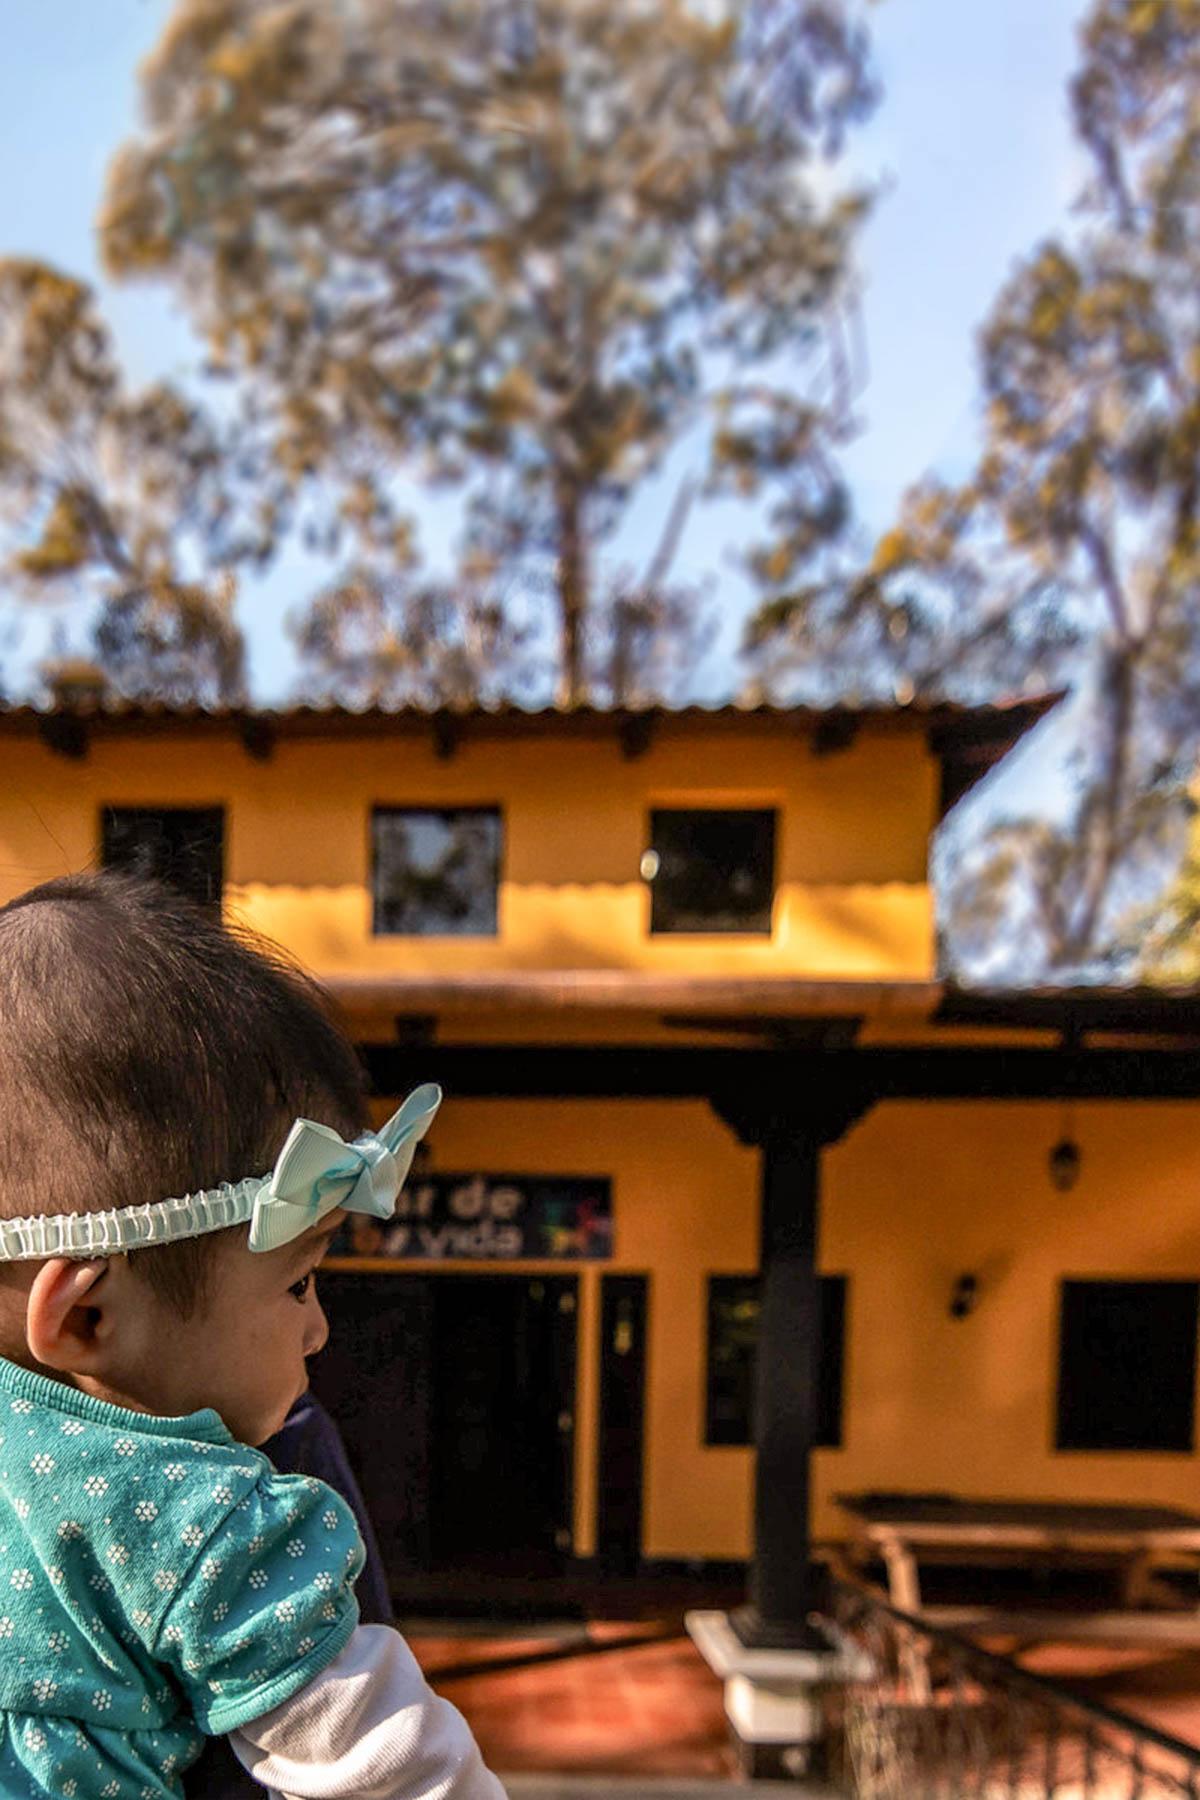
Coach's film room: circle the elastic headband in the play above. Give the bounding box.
[0,1085,441,1263]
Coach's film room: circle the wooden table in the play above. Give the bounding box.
[836,1492,1200,1633]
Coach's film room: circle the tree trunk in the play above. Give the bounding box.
[555,470,587,707]
[1059,642,1138,965]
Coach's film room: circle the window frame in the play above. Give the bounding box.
[370,803,504,939]
[644,804,779,938]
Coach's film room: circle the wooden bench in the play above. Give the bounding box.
[835,1492,1200,1644]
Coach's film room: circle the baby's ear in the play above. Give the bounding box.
[26,1259,109,1372]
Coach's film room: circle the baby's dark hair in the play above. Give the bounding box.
[0,871,367,1316]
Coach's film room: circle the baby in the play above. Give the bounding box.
[0,871,505,1800]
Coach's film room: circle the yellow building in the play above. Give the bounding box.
[3,695,1200,1643]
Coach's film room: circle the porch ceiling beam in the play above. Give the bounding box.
[331,972,940,1018]
[934,987,1200,1038]
[361,1042,1200,1113]
[658,1014,865,1049]
[854,1046,1200,1103]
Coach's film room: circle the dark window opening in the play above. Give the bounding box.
[372,807,502,937]
[705,1273,846,1448]
[1056,1279,1199,1453]
[100,806,225,911]
[647,808,776,934]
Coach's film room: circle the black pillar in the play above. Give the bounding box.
[731,1128,830,1650]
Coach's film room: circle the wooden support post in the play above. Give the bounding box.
[731,1130,829,1651]
[706,1074,873,1656]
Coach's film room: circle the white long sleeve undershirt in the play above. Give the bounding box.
[229,1624,507,1800]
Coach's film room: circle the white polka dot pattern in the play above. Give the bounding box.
[0,1361,362,1798]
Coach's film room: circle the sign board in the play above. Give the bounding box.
[334,1173,613,1262]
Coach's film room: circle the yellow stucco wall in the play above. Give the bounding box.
[820,1099,1200,1534]
[0,724,935,978]
[372,1095,1200,1561]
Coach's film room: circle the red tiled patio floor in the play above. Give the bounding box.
[1006,1642,1200,1747]
[407,1619,1200,1780]
[407,1624,738,1780]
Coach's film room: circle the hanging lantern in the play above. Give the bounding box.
[1048,1099,1082,1192]
[1048,1137,1081,1191]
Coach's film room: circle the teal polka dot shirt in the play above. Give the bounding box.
[0,1357,363,1799]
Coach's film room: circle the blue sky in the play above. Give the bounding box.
[0,0,1087,701]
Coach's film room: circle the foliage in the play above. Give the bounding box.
[101,0,876,704]
[292,554,536,709]
[1133,799,1200,982]
[0,259,255,705]
[749,0,1200,978]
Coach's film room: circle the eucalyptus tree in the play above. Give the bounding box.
[0,259,252,703]
[101,0,876,704]
[747,0,1200,976]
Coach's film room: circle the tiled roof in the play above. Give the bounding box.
[0,692,1063,734]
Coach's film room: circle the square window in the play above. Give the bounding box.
[705,1274,846,1448]
[372,807,502,936]
[100,807,224,910]
[647,809,775,934]
[1056,1280,1199,1452]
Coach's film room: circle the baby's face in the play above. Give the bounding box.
[142,1218,341,1445]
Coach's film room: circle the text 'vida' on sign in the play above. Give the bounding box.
[340,1173,614,1261]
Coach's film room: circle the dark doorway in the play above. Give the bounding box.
[596,1274,648,1575]
[312,1272,578,1583]
[308,1272,435,1575]
[430,1275,577,1574]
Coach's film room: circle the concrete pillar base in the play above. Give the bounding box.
[686,1609,871,1786]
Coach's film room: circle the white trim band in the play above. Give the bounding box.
[0,1178,268,1262]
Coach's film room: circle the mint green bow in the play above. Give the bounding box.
[248,1084,442,1253]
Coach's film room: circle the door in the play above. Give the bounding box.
[312,1271,578,1581]
[308,1271,435,1574]
[596,1274,649,1575]
[429,1274,578,1574]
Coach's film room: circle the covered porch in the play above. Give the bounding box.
[317,971,1200,1773]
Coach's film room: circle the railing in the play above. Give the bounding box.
[830,1582,1200,1799]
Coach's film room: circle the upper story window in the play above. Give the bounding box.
[372,807,502,936]
[645,808,776,935]
[100,806,224,911]
[1056,1279,1199,1453]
